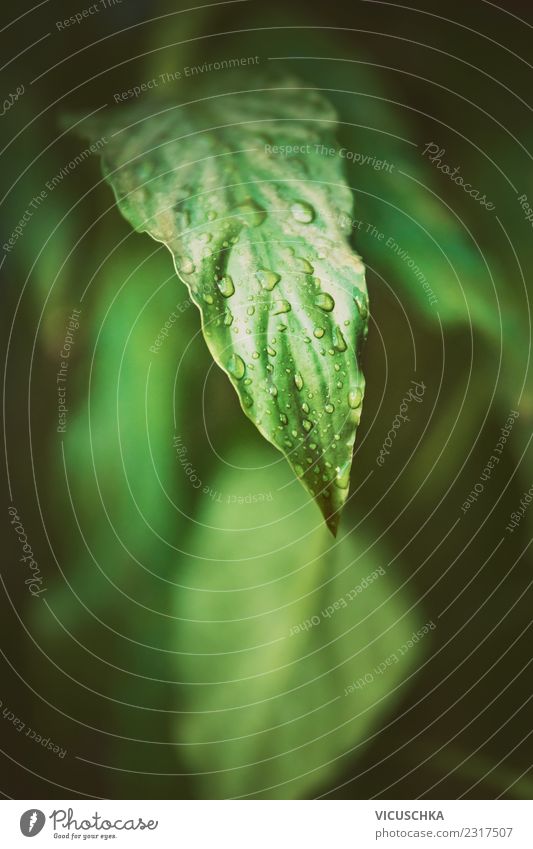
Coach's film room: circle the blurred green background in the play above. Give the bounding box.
[1,0,532,799]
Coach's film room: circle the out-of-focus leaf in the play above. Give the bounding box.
[404,740,533,799]
[281,43,531,413]
[173,444,423,799]
[31,244,204,631]
[68,79,369,534]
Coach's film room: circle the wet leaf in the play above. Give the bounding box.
[69,79,368,533]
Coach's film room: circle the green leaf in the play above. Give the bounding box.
[173,443,422,799]
[69,78,369,534]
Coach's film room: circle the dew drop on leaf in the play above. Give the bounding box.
[234,198,267,227]
[216,275,235,297]
[227,353,246,380]
[256,269,281,291]
[242,392,253,407]
[315,292,335,311]
[354,290,369,319]
[290,200,315,223]
[334,462,351,489]
[348,388,363,409]
[333,326,347,352]
[295,257,314,273]
[272,299,291,314]
[179,257,195,275]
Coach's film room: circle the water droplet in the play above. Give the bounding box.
[294,372,304,390]
[266,345,276,357]
[224,310,234,326]
[216,275,235,298]
[278,322,287,332]
[348,388,363,409]
[227,353,246,380]
[179,257,195,275]
[234,198,266,227]
[333,326,347,352]
[247,305,255,316]
[302,402,310,414]
[295,257,314,274]
[290,200,315,224]
[272,299,291,315]
[334,462,351,489]
[242,392,253,407]
[203,293,214,305]
[256,269,281,291]
[325,403,334,413]
[314,327,325,339]
[252,351,260,360]
[354,291,368,319]
[302,419,313,432]
[269,384,278,397]
[315,292,335,312]
[207,210,217,221]
[294,463,304,477]
[280,413,288,425]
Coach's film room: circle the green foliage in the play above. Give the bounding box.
[6,2,530,800]
[286,41,531,413]
[69,80,369,533]
[174,444,420,799]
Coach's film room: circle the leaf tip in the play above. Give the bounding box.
[325,511,340,537]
